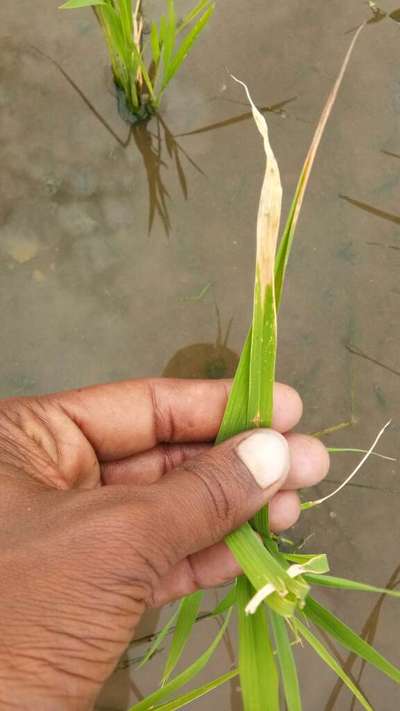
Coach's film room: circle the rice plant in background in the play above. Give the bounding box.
[130,25,400,711]
[60,0,214,123]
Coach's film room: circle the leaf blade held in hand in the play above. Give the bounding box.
[60,0,106,8]
[274,24,365,310]
[129,612,231,711]
[210,583,237,615]
[230,76,282,429]
[137,608,179,670]
[305,573,400,598]
[153,669,238,710]
[237,577,279,711]
[270,611,302,711]
[295,617,373,711]
[161,591,203,685]
[304,596,400,684]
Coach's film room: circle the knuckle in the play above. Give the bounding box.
[147,380,175,442]
[184,452,245,533]
[0,403,55,477]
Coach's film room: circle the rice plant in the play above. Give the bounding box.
[60,0,215,123]
[128,24,400,710]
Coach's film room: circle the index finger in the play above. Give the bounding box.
[49,378,302,461]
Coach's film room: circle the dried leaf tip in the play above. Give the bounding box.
[231,75,282,293]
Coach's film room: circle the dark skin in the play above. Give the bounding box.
[0,378,329,710]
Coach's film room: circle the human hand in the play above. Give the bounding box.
[0,378,329,710]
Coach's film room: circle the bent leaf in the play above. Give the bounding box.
[304,596,400,685]
[295,617,373,711]
[305,573,400,598]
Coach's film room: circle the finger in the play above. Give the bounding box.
[282,434,330,490]
[146,428,291,566]
[101,444,210,486]
[151,491,301,607]
[151,542,241,607]
[268,491,301,532]
[48,379,302,462]
[101,433,328,489]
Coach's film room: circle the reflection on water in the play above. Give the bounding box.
[367,241,400,252]
[346,343,400,378]
[163,307,239,379]
[163,341,239,379]
[381,149,400,160]
[176,96,297,138]
[30,48,300,239]
[132,115,205,236]
[339,194,400,225]
[32,49,204,237]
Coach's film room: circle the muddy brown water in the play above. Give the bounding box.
[1,0,400,708]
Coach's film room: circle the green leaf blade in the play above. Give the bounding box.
[60,0,106,8]
[162,591,203,685]
[304,596,400,685]
[305,573,400,598]
[150,22,161,64]
[270,612,302,711]
[161,5,214,91]
[153,669,238,710]
[129,611,231,711]
[274,25,364,310]
[137,608,179,670]
[177,0,213,34]
[237,577,279,711]
[294,617,373,711]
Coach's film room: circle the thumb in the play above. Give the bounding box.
[154,429,290,565]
